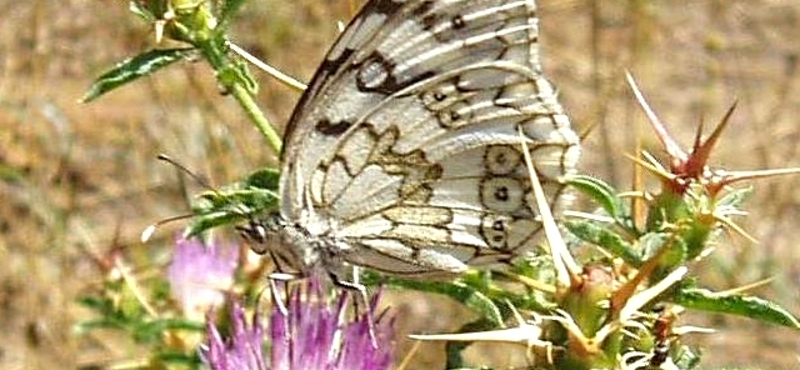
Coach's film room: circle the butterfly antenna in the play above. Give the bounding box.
[141,154,219,243]
[141,213,195,242]
[157,154,216,192]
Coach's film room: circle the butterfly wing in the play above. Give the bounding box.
[280,0,580,275]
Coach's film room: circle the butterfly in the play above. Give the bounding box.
[251,0,580,283]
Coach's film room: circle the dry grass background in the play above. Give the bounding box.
[1,0,799,369]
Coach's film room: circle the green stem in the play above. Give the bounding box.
[197,36,283,155]
[229,82,283,154]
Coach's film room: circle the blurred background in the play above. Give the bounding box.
[1,0,799,368]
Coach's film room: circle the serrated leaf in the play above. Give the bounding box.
[82,48,194,102]
[674,287,800,329]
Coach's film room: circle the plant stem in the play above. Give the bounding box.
[229,82,283,155]
[198,37,283,156]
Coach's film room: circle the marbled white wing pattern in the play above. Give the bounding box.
[264,0,580,279]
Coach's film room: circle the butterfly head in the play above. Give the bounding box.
[240,213,327,276]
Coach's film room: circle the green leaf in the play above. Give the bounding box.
[640,232,687,272]
[639,232,669,260]
[73,318,127,334]
[446,317,498,369]
[674,287,800,329]
[715,185,753,209]
[218,61,258,95]
[152,350,203,367]
[0,163,26,183]
[134,318,205,342]
[128,0,164,21]
[186,167,280,237]
[566,174,628,222]
[500,257,557,311]
[186,210,247,239]
[243,167,280,190]
[187,187,279,237]
[565,220,642,266]
[364,273,503,326]
[672,344,703,370]
[219,0,251,26]
[76,295,112,312]
[82,48,194,102]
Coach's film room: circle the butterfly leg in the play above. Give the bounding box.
[328,271,379,349]
[267,271,302,315]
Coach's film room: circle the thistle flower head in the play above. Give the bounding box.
[168,237,239,320]
[626,73,800,199]
[201,277,394,370]
[270,278,394,370]
[202,301,267,370]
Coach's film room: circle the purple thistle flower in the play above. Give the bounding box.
[334,292,394,370]
[270,279,394,370]
[168,237,239,320]
[201,278,394,370]
[201,301,267,370]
